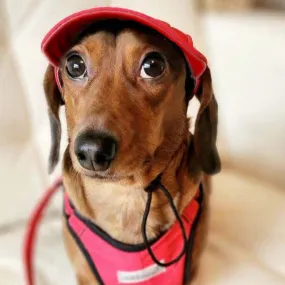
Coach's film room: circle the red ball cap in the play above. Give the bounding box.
[41,7,207,88]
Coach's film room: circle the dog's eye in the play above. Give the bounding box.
[66,53,87,80]
[140,52,165,79]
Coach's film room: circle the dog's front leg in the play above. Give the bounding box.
[76,274,98,285]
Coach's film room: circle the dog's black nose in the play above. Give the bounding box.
[75,131,117,171]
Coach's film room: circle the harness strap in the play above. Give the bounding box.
[54,67,62,92]
[183,183,203,284]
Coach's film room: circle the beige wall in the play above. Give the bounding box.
[204,12,285,187]
[0,1,47,225]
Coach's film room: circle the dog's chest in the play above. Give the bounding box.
[83,182,174,244]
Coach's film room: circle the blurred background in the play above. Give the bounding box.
[0,0,284,284]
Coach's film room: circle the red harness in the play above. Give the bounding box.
[23,178,202,285]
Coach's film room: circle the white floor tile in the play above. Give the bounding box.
[0,217,75,285]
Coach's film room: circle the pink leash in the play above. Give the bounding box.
[23,177,63,285]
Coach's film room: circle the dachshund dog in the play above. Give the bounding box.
[43,20,220,285]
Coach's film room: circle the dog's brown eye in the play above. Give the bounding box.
[66,53,87,80]
[140,53,165,79]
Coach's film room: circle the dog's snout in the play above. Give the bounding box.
[75,131,117,171]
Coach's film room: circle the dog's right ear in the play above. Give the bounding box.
[43,65,64,174]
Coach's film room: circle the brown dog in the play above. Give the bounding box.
[43,20,220,285]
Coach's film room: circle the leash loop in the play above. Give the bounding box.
[142,175,187,267]
[23,178,63,285]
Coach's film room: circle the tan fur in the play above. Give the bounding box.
[43,22,219,285]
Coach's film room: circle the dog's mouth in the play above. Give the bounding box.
[79,169,133,181]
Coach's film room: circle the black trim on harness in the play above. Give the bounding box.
[73,210,160,252]
[65,214,105,285]
[183,183,204,284]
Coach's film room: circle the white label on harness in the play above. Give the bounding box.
[117,261,166,284]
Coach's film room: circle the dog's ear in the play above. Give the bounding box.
[192,66,221,175]
[43,65,64,174]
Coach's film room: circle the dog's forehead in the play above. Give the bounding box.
[74,26,181,58]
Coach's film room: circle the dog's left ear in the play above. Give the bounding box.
[192,66,221,175]
[43,65,64,174]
